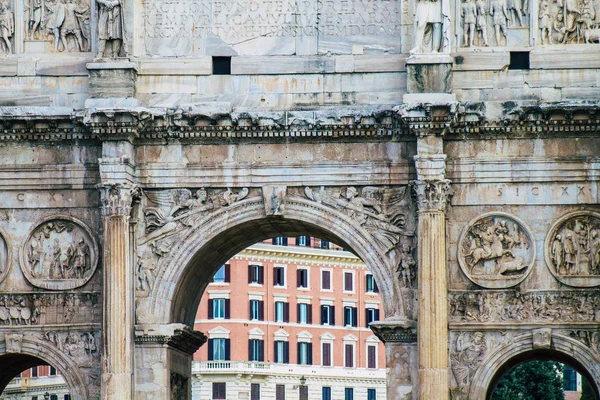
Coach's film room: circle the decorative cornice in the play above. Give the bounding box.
[411,179,453,213]
[370,320,417,343]
[135,327,207,355]
[99,183,140,217]
[235,245,366,269]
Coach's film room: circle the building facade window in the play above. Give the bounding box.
[297,303,312,324]
[209,298,230,319]
[274,340,290,363]
[343,271,354,292]
[296,236,311,246]
[365,274,379,293]
[274,267,286,286]
[365,307,380,327]
[31,367,38,377]
[322,387,332,400]
[273,237,288,246]
[248,339,265,361]
[343,306,358,327]
[248,265,264,284]
[276,384,286,400]
[50,366,57,376]
[275,301,289,322]
[299,386,308,400]
[322,342,332,366]
[367,345,377,369]
[297,268,309,288]
[250,300,264,321]
[321,269,331,290]
[344,343,355,368]
[213,383,226,400]
[212,264,230,283]
[50,396,58,400]
[320,305,335,325]
[368,388,376,400]
[344,388,354,400]
[297,342,313,365]
[251,383,260,400]
[208,338,230,361]
[320,239,330,249]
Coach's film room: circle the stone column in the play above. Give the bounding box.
[412,144,453,400]
[100,183,137,400]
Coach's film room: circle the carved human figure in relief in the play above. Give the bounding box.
[507,0,524,26]
[539,0,553,44]
[73,238,90,279]
[451,332,487,397]
[397,244,416,288]
[25,0,44,40]
[0,0,13,54]
[490,0,509,45]
[411,0,443,53]
[462,0,477,46]
[549,216,600,276]
[96,0,123,57]
[476,0,489,46]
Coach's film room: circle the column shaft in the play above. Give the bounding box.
[102,214,133,399]
[417,210,449,400]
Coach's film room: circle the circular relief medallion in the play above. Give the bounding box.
[458,213,535,289]
[20,217,98,290]
[545,211,600,287]
[0,229,10,285]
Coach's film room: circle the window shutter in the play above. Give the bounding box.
[225,299,230,319]
[297,303,301,323]
[284,341,289,363]
[273,267,278,285]
[307,305,312,324]
[320,305,326,324]
[259,340,264,361]
[307,343,313,365]
[375,309,380,321]
[248,265,252,283]
[365,308,370,328]
[352,307,358,327]
[248,340,253,361]
[274,341,278,362]
[284,302,289,323]
[374,279,379,293]
[297,342,302,364]
[224,264,230,283]
[225,339,230,360]
[331,306,335,325]
[345,344,352,367]
[208,299,213,319]
[259,301,264,321]
[249,302,253,319]
[323,343,330,366]
[296,269,301,288]
[368,346,376,368]
[259,266,264,284]
[208,339,214,361]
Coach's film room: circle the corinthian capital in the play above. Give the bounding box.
[411,179,453,212]
[99,184,140,217]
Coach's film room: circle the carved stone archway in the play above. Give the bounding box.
[469,332,600,399]
[0,335,90,399]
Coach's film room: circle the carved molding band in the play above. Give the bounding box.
[135,327,207,355]
[458,212,535,289]
[545,211,600,287]
[411,179,453,212]
[370,320,417,343]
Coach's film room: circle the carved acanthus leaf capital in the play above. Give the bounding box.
[99,183,140,217]
[411,179,453,212]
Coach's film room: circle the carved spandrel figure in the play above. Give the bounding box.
[96,0,123,58]
[539,0,552,44]
[0,0,13,54]
[397,244,416,288]
[411,0,447,53]
[475,0,489,45]
[451,332,487,398]
[490,0,509,45]
[462,0,477,46]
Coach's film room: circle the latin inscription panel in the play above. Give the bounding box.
[142,0,402,56]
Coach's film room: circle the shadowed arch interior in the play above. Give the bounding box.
[486,350,600,400]
[171,217,359,326]
[0,353,50,393]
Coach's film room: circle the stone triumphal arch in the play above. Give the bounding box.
[0,0,599,396]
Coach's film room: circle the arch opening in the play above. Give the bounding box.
[486,350,600,400]
[0,354,71,399]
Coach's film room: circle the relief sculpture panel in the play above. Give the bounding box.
[458,213,535,288]
[538,0,600,43]
[459,0,529,47]
[23,0,91,53]
[545,211,600,287]
[0,0,13,54]
[20,217,98,290]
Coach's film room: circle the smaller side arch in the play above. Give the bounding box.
[469,332,600,400]
[0,335,89,399]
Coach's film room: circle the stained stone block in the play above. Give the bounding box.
[406,55,453,94]
[87,62,137,98]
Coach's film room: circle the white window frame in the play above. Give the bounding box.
[297,266,310,290]
[343,270,355,294]
[320,268,333,292]
[365,273,376,293]
[320,332,335,367]
[343,334,358,369]
[365,335,380,369]
[274,264,287,288]
[213,298,226,319]
[249,262,263,286]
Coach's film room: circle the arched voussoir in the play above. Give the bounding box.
[143,195,399,327]
[469,332,600,400]
[0,335,89,399]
